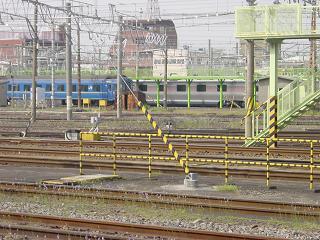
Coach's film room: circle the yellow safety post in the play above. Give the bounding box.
[224,138,229,184]
[266,138,270,187]
[83,98,91,108]
[310,141,314,190]
[137,101,189,175]
[79,132,83,175]
[99,99,107,107]
[148,134,152,179]
[185,136,189,174]
[113,134,117,175]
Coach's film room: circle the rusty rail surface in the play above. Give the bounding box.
[0,211,286,240]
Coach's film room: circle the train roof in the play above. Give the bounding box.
[136,79,245,83]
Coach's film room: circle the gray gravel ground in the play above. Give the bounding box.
[0,194,319,240]
[0,166,319,239]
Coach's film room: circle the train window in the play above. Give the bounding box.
[159,85,163,92]
[72,84,77,92]
[197,84,206,92]
[92,85,101,92]
[177,85,186,92]
[217,85,227,92]
[7,85,11,91]
[45,84,52,92]
[24,84,31,91]
[12,85,20,91]
[57,84,65,91]
[81,85,88,92]
[139,84,148,92]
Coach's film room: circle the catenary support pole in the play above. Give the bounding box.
[66,2,72,120]
[219,79,224,109]
[156,80,160,107]
[51,22,55,108]
[117,15,123,119]
[245,40,254,139]
[208,39,211,76]
[77,20,81,109]
[31,0,38,123]
[164,48,168,108]
[135,44,139,91]
[187,79,191,108]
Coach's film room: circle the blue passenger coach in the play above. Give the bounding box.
[7,78,133,104]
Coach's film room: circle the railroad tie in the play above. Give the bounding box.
[137,101,189,174]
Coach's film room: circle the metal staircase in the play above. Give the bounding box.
[244,77,320,147]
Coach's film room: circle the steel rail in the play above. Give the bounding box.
[0,211,286,240]
[0,138,317,156]
[0,223,122,240]
[0,155,318,181]
[1,182,319,219]
[0,145,317,166]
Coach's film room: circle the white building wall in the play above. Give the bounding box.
[153,49,188,77]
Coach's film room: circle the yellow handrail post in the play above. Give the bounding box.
[266,138,270,187]
[113,134,117,176]
[310,141,314,190]
[185,136,189,174]
[79,132,83,175]
[148,134,152,179]
[224,138,229,184]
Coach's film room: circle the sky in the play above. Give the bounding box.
[0,0,287,55]
[111,0,274,51]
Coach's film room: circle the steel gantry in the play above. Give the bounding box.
[236,4,320,146]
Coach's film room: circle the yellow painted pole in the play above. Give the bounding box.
[148,134,152,179]
[185,136,189,174]
[266,138,270,187]
[310,141,314,190]
[224,138,229,184]
[79,132,83,175]
[113,134,117,175]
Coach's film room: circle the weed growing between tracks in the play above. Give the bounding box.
[0,191,319,236]
[213,184,239,192]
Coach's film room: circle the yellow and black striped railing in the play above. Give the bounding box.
[137,101,189,175]
[80,131,319,191]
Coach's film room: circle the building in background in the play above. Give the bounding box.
[0,26,66,74]
[109,19,178,70]
[153,49,188,77]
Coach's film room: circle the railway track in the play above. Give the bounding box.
[0,211,285,240]
[0,137,318,156]
[0,154,319,182]
[1,128,320,139]
[1,182,319,220]
[0,137,318,182]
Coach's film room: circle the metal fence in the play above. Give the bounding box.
[80,132,320,190]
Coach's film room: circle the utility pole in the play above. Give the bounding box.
[163,27,168,109]
[66,2,72,120]
[135,44,139,91]
[208,39,211,76]
[117,15,123,119]
[77,20,81,109]
[31,0,38,123]
[164,48,168,109]
[51,22,55,108]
